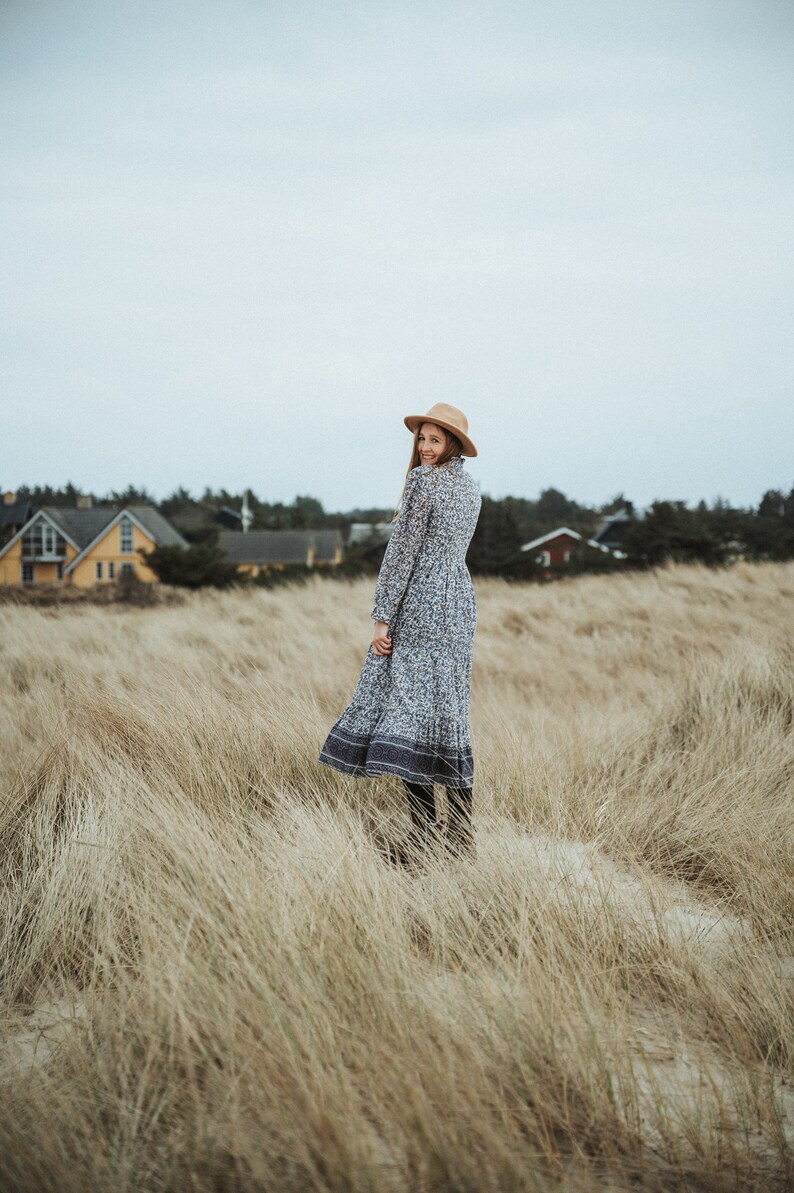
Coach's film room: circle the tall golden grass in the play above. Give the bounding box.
[1,561,792,1192]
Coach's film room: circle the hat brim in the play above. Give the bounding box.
[403,415,477,457]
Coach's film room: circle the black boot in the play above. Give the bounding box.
[384,781,440,870]
[444,786,475,859]
[404,780,438,833]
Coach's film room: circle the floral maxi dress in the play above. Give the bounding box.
[318,455,482,788]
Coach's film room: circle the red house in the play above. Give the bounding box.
[520,527,611,578]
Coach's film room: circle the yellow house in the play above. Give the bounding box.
[0,502,188,587]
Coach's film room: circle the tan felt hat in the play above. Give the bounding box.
[403,402,477,457]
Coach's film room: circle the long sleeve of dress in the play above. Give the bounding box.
[371,468,434,625]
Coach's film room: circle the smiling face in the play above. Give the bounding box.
[417,422,448,466]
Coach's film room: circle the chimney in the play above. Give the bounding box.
[76,494,93,510]
[3,491,17,505]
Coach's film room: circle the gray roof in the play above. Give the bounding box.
[127,506,188,548]
[40,506,187,550]
[520,527,582,552]
[42,506,119,547]
[313,529,343,562]
[0,499,34,529]
[593,508,632,547]
[219,530,311,565]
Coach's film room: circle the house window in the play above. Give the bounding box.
[108,561,115,580]
[120,562,134,578]
[535,551,551,567]
[120,518,134,554]
[21,562,34,584]
[563,550,571,563]
[22,520,66,558]
[56,562,64,580]
[95,562,103,580]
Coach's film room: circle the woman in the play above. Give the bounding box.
[318,403,482,867]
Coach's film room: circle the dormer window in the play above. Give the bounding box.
[120,517,134,554]
[22,519,66,559]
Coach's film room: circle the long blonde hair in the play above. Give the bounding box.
[390,424,464,522]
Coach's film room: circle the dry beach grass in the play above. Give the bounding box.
[0,562,792,1191]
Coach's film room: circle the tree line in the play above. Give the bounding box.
[8,481,794,587]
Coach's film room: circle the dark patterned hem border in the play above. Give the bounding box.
[318,726,474,788]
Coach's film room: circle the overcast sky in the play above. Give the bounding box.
[2,0,792,512]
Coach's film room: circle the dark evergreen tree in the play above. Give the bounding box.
[159,486,197,517]
[467,496,521,573]
[141,542,242,589]
[743,484,794,559]
[104,484,157,505]
[623,501,726,567]
[293,495,325,525]
[758,489,786,519]
[17,481,84,507]
[601,493,636,517]
[183,523,222,546]
[536,487,576,523]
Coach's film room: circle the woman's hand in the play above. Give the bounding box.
[372,621,393,656]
